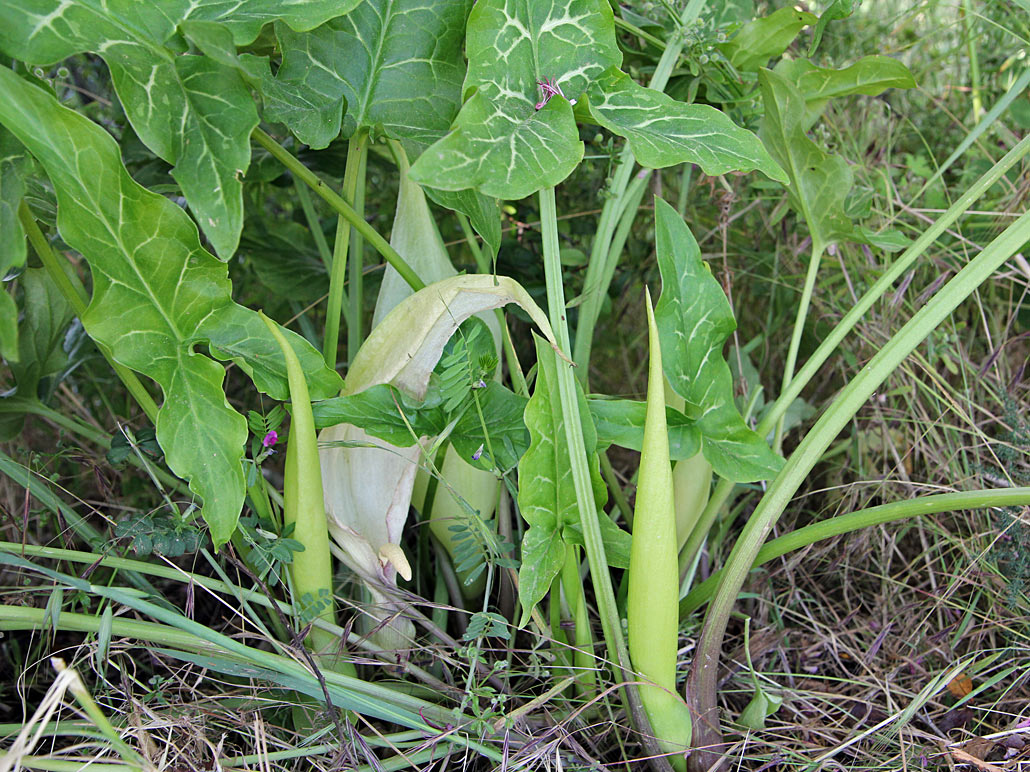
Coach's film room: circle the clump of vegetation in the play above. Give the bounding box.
[0,1,1028,770]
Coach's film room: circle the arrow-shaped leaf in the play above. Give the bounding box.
[758,68,854,249]
[410,0,621,199]
[653,197,783,482]
[585,67,786,181]
[0,67,341,547]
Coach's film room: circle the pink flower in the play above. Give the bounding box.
[262,430,278,448]
[535,78,576,110]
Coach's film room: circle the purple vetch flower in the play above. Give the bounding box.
[262,430,279,448]
[535,78,576,110]
[472,444,484,461]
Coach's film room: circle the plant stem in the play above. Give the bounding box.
[293,177,334,272]
[20,202,159,425]
[572,0,704,379]
[252,129,423,295]
[346,140,368,366]
[686,207,1030,769]
[323,135,363,369]
[560,546,596,693]
[538,186,629,676]
[773,238,825,452]
[681,487,1030,615]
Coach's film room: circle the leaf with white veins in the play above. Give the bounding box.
[0,0,354,257]
[653,198,783,482]
[0,66,341,547]
[410,0,621,199]
[586,68,786,182]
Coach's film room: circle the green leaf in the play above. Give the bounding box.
[0,67,336,547]
[852,225,912,252]
[718,7,817,72]
[758,68,853,248]
[247,1,470,148]
[564,507,631,569]
[0,1,351,257]
[737,686,783,730]
[411,92,583,200]
[773,56,916,128]
[201,304,342,402]
[238,220,328,303]
[313,383,445,444]
[410,0,621,199]
[0,127,29,362]
[517,334,607,625]
[653,197,783,482]
[587,398,701,461]
[585,68,786,182]
[0,289,19,365]
[778,56,916,102]
[314,380,528,472]
[517,526,566,627]
[451,381,529,472]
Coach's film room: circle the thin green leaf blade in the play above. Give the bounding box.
[586,68,786,182]
[653,197,783,482]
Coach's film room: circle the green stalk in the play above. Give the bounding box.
[560,546,596,693]
[628,290,691,770]
[681,487,1030,616]
[538,186,630,677]
[19,202,159,425]
[678,133,1030,575]
[686,208,1030,769]
[259,313,338,659]
[293,177,333,272]
[346,140,368,365]
[323,135,363,368]
[773,238,824,452]
[961,0,983,120]
[251,129,424,295]
[572,0,705,375]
